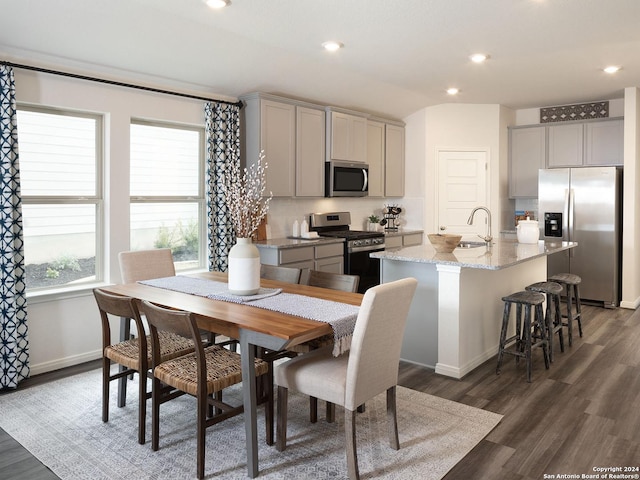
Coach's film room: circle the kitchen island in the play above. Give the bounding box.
[371,239,577,379]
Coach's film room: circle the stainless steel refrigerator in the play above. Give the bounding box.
[538,167,622,307]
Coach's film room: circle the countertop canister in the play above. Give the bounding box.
[516,218,539,244]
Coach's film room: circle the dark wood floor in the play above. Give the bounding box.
[1,304,639,479]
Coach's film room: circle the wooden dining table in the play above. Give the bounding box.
[101,271,363,478]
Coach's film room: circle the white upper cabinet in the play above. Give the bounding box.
[366,120,385,197]
[243,94,296,197]
[242,93,326,197]
[547,118,623,168]
[509,126,546,198]
[326,109,367,163]
[547,123,584,168]
[384,123,405,197]
[296,106,325,197]
[584,119,624,166]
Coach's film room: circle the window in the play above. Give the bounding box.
[17,107,102,292]
[129,121,204,271]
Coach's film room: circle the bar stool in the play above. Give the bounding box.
[496,290,549,382]
[525,281,564,362]
[548,273,583,346]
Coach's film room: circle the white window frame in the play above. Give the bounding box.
[129,119,206,271]
[18,104,104,296]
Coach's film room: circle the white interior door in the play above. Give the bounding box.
[437,150,488,236]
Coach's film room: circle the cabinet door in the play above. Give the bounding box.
[351,115,368,163]
[385,235,403,249]
[260,100,295,196]
[548,123,583,168]
[366,120,385,197]
[315,256,344,274]
[403,233,423,246]
[330,111,351,161]
[296,106,325,196]
[385,124,405,197]
[585,119,624,166]
[509,126,546,198]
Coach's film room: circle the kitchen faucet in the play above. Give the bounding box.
[467,206,493,244]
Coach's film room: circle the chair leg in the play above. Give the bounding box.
[276,386,288,452]
[496,301,511,374]
[309,396,318,423]
[387,386,399,450]
[345,409,360,480]
[566,285,574,346]
[137,369,147,444]
[554,294,565,353]
[102,357,110,423]
[151,377,161,451]
[197,389,207,479]
[326,402,335,423]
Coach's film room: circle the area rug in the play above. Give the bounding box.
[0,369,501,479]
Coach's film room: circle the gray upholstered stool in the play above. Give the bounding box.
[548,273,583,346]
[496,290,549,382]
[525,281,564,362]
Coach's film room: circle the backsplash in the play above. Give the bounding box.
[513,198,539,227]
[263,196,422,238]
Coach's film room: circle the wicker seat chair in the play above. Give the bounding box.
[93,288,194,445]
[140,300,270,480]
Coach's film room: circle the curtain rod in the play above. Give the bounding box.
[1,60,243,108]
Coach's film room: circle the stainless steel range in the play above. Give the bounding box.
[309,211,385,293]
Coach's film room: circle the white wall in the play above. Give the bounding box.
[404,103,515,236]
[621,88,640,309]
[15,69,204,374]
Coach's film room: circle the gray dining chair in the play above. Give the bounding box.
[274,277,418,480]
[260,264,303,284]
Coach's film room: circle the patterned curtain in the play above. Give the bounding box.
[0,65,30,389]
[204,101,240,272]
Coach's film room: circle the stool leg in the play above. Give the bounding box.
[554,293,564,353]
[565,285,574,347]
[524,305,533,383]
[515,303,524,364]
[537,303,550,370]
[574,284,583,338]
[545,293,554,363]
[496,301,511,375]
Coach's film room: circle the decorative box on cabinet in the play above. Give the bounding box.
[509,126,546,198]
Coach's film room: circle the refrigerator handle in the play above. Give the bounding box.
[568,188,575,258]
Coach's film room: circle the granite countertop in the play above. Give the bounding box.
[370,238,577,270]
[254,237,345,249]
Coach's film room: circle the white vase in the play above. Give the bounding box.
[228,237,260,295]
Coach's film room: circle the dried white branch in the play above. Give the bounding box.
[222,151,272,239]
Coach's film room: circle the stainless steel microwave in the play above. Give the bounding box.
[325,160,369,197]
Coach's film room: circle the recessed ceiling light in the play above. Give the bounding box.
[446,87,460,95]
[470,53,489,63]
[603,65,621,74]
[322,41,344,52]
[205,0,229,9]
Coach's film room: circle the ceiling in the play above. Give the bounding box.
[2,0,640,119]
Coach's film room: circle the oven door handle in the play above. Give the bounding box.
[348,245,385,254]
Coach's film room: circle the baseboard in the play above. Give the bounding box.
[29,350,102,376]
[435,347,497,380]
[620,297,640,310]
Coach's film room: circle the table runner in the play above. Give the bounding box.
[139,276,359,356]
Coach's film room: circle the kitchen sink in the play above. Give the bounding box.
[457,241,488,249]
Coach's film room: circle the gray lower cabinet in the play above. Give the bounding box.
[257,242,344,273]
[385,232,423,249]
